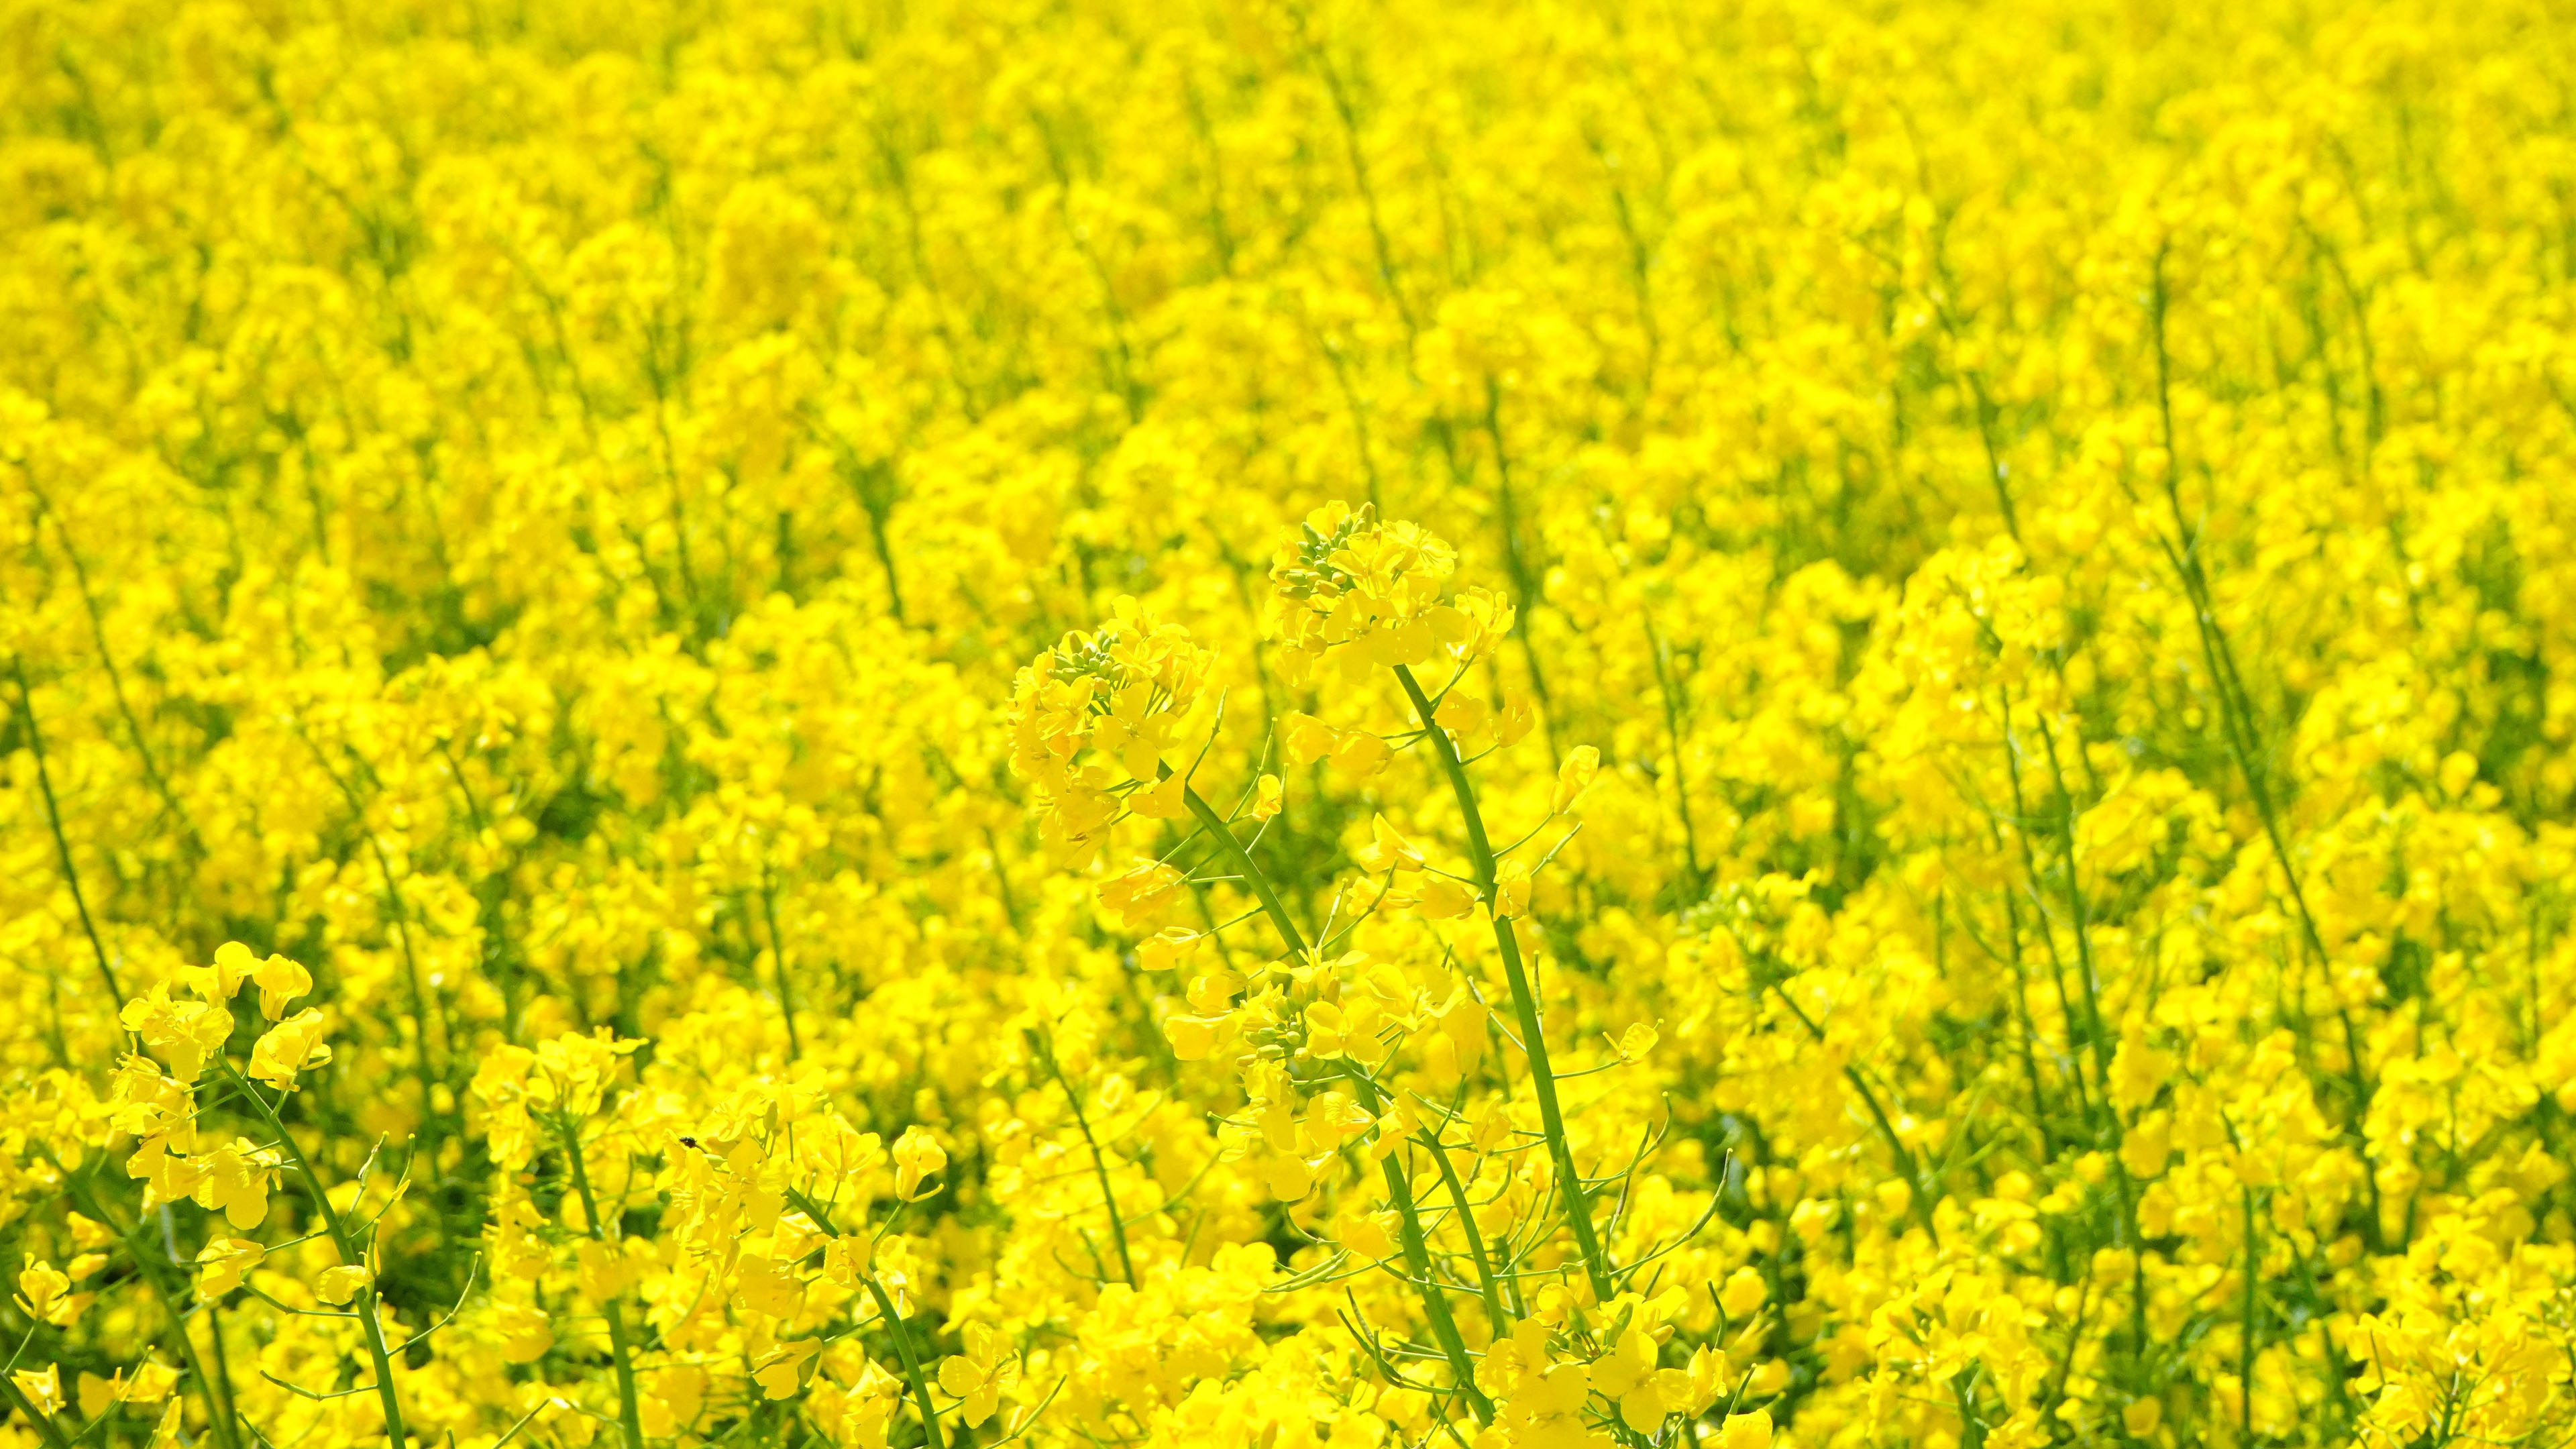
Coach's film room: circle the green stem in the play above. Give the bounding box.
[1393,665,1614,1301]
[2149,253,2384,1252]
[58,1171,242,1449]
[1845,1064,1942,1246]
[760,872,804,1061]
[1994,696,2104,1135]
[1177,782,1490,1421]
[1419,1128,1511,1330]
[1641,615,1705,894]
[556,1116,645,1449]
[783,1191,947,1449]
[227,1066,409,1449]
[28,480,204,853]
[296,732,446,1179]
[205,1297,241,1447]
[2240,1187,2259,1441]
[1762,968,1943,1244]
[2031,714,2114,1108]
[1178,784,1307,957]
[1028,1032,1136,1287]
[865,1277,948,1449]
[9,656,127,1020]
[1341,1065,1494,1425]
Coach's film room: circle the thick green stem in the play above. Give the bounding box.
[1178,784,1307,957]
[557,1117,645,1449]
[1340,1065,1494,1424]
[229,1067,408,1449]
[1177,783,1491,1420]
[865,1278,949,1449]
[1419,1128,1511,1330]
[1392,665,1614,1301]
[783,1191,947,1449]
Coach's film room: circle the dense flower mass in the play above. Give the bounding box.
[5,1,2576,1448]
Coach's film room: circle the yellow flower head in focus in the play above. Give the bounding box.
[247,1009,331,1091]
[315,1264,372,1306]
[189,1140,280,1230]
[13,1258,78,1327]
[892,1125,947,1201]
[753,1339,818,1401]
[1719,1409,1774,1449]
[194,1239,262,1297]
[12,1365,62,1416]
[119,986,233,1084]
[938,1323,1020,1428]
[250,953,313,1022]
[1008,596,1216,864]
[1269,502,1513,679]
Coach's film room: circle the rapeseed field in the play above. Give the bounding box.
[5,1,2576,1446]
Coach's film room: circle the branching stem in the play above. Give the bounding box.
[1393,665,1614,1301]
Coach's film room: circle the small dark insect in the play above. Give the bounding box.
[678,1136,699,1148]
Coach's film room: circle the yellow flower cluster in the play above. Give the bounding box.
[1008,598,1218,864]
[4,1,2575,1448]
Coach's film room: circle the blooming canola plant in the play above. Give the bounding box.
[4,1,2576,1448]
